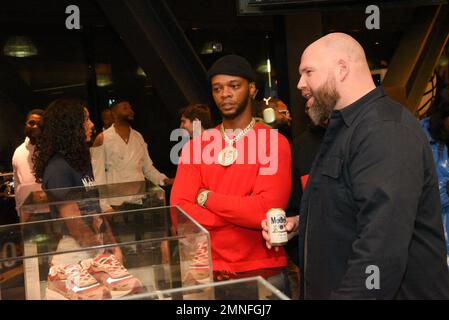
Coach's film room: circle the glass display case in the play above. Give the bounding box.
[0,206,212,300]
[122,276,290,300]
[0,172,18,225]
[19,180,166,223]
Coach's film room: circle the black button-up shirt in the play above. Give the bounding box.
[298,86,449,299]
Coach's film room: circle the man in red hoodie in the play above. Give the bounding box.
[170,55,292,294]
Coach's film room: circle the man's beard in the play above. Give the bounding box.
[307,76,340,126]
[219,92,250,120]
[117,115,133,124]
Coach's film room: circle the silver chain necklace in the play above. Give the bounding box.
[220,118,256,146]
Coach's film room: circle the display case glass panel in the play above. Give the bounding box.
[0,205,212,300]
[123,276,290,300]
[19,180,166,223]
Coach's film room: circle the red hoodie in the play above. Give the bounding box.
[170,123,292,273]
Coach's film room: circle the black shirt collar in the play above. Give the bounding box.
[335,86,385,127]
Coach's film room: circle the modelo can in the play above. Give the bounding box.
[267,208,288,246]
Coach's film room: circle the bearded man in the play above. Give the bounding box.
[12,108,44,214]
[91,100,172,211]
[262,33,449,299]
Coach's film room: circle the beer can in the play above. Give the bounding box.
[266,208,288,246]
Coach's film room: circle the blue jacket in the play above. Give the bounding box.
[421,118,449,258]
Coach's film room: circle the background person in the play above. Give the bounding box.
[12,108,44,214]
[33,97,139,299]
[179,103,213,138]
[33,98,118,261]
[421,98,449,264]
[91,99,173,211]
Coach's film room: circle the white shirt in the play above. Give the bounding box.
[12,137,43,213]
[91,124,167,207]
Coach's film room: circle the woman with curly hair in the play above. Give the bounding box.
[34,97,94,189]
[34,98,122,270]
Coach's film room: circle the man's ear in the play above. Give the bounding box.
[337,59,349,82]
[249,82,257,98]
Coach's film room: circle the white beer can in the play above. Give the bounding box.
[266,208,288,246]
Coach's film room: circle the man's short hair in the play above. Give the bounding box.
[179,104,213,129]
[110,99,129,111]
[26,108,44,120]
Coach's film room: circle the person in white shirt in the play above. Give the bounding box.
[12,109,44,214]
[91,100,173,209]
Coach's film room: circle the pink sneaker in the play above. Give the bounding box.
[46,264,111,300]
[80,253,143,298]
[183,242,211,285]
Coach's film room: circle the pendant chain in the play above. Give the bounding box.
[220,118,255,146]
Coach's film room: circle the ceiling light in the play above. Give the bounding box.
[96,75,113,87]
[3,36,38,58]
[137,66,147,77]
[95,64,113,87]
[439,55,449,67]
[200,42,222,55]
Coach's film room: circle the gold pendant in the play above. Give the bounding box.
[218,146,238,167]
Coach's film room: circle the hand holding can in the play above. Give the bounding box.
[262,211,299,250]
[266,208,288,246]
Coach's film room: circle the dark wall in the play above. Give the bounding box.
[0,1,179,176]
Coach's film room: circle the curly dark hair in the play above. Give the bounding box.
[179,103,213,129]
[33,97,91,182]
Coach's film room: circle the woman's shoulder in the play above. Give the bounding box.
[42,154,74,189]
